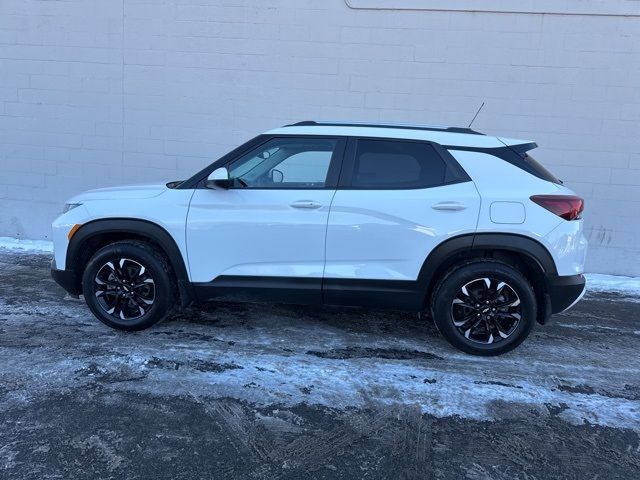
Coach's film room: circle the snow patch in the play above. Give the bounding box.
[585,273,640,297]
[0,236,53,253]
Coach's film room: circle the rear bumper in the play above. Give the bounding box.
[51,259,81,296]
[548,274,586,314]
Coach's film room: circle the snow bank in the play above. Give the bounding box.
[585,273,640,297]
[0,236,53,253]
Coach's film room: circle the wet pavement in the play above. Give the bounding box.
[1,249,639,479]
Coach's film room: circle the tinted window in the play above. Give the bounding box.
[227,138,337,189]
[448,145,561,185]
[523,153,561,184]
[351,139,446,189]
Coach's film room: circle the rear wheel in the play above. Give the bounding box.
[82,241,174,331]
[431,260,536,356]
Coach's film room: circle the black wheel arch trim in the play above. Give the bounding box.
[65,218,194,307]
[418,232,559,313]
[471,233,558,276]
[417,233,474,297]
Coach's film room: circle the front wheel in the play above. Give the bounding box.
[431,260,536,356]
[82,241,175,331]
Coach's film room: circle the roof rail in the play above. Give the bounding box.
[283,120,484,136]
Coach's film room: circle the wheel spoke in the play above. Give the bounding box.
[463,317,484,338]
[129,295,147,315]
[138,296,154,305]
[132,278,154,289]
[495,298,520,308]
[452,298,475,309]
[493,281,507,300]
[112,295,122,318]
[453,312,477,328]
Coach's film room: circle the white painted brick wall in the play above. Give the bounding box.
[1,0,639,275]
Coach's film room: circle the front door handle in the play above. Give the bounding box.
[432,202,467,211]
[290,200,322,209]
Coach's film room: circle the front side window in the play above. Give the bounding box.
[227,138,337,189]
[351,139,446,189]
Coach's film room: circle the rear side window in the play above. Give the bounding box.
[351,139,446,189]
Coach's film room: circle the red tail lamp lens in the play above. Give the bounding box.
[530,195,584,221]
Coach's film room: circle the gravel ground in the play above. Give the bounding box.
[1,249,639,479]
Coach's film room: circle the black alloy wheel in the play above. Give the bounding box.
[82,241,174,331]
[451,277,522,345]
[431,260,536,356]
[94,258,156,321]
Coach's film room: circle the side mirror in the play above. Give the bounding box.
[270,168,284,183]
[206,167,230,189]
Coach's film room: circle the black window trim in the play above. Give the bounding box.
[338,136,471,190]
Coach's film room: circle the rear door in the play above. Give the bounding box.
[323,137,480,308]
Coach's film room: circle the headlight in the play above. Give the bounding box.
[62,203,82,214]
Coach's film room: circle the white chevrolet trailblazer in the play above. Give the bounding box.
[52,121,587,355]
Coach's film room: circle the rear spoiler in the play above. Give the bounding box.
[497,137,538,158]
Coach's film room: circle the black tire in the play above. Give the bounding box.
[431,259,536,356]
[82,240,175,331]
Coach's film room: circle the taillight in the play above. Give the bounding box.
[530,195,584,221]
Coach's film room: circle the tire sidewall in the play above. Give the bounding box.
[82,242,172,331]
[432,262,536,356]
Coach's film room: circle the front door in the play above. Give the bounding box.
[186,136,345,303]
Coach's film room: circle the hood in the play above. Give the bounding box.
[67,184,168,203]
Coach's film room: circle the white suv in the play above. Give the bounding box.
[51,121,587,355]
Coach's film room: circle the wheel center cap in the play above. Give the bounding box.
[481,307,490,314]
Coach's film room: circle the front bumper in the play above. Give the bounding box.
[548,273,586,314]
[51,259,81,296]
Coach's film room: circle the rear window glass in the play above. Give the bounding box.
[351,139,446,189]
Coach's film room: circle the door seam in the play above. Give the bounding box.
[321,188,339,304]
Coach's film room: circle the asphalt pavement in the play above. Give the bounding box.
[1,249,639,479]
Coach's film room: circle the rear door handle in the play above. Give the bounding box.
[432,202,467,211]
[290,200,322,209]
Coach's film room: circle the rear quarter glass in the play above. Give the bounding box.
[522,153,561,184]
